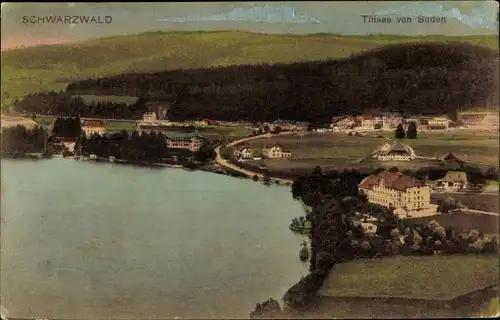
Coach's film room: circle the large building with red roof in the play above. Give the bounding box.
[359,171,434,217]
[82,120,106,136]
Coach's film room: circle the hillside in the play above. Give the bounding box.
[1,31,498,109]
[59,41,498,123]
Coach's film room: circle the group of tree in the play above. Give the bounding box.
[16,43,498,124]
[0,125,48,157]
[77,130,215,165]
[395,121,417,139]
[52,116,82,137]
[15,92,148,120]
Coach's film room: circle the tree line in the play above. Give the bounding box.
[0,125,48,157]
[77,131,216,165]
[14,43,498,123]
[15,92,149,120]
[61,42,498,124]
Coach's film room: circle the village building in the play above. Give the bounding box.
[432,171,468,191]
[165,133,203,153]
[357,115,382,130]
[428,117,449,130]
[372,141,414,161]
[48,136,78,153]
[82,120,106,136]
[358,171,436,218]
[381,113,403,130]
[417,119,429,130]
[233,144,253,160]
[332,116,355,130]
[142,111,157,122]
[145,101,169,121]
[262,144,292,159]
[478,114,499,130]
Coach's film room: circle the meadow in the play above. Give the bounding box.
[407,211,499,236]
[248,132,386,163]
[318,255,498,300]
[365,130,499,165]
[1,32,498,109]
[32,115,252,138]
[243,130,498,173]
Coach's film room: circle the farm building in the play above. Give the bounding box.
[372,141,413,161]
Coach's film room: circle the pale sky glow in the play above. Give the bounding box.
[1,2,498,50]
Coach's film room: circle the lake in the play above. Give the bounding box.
[0,158,308,319]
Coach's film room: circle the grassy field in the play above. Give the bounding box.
[1,115,38,129]
[248,132,386,166]
[407,211,499,236]
[1,32,498,109]
[431,193,499,214]
[318,255,498,301]
[365,131,499,165]
[244,130,498,172]
[31,115,252,137]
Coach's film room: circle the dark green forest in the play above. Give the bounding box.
[15,42,499,123]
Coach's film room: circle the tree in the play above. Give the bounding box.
[395,123,405,139]
[374,123,383,130]
[272,126,281,134]
[406,121,417,139]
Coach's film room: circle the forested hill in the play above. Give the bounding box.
[64,41,498,122]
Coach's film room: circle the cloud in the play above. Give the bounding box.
[375,1,498,29]
[158,4,320,24]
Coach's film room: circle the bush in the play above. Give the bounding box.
[252,175,259,181]
[250,298,285,319]
[283,269,326,311]
[315,251,335,273]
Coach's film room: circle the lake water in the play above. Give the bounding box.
[0,158,308,319]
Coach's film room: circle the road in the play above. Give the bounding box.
[214,132,296,184]
[462,209,499,216]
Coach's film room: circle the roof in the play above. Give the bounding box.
[143,111,156,115]
[442,152,465,164]
[359,171,425,192]
[361,115,375,121]
[336,116,354,123]
[374,142,411,156]
[264,144,282,149]
[439,171,468,183]
[235,144,252,151]
[82,120,105,128]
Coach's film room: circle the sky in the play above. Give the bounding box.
[1,1,498,50]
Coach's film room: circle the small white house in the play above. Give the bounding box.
[233,144,253,160]
[262,144,291,159]
[143,112,157,122]
[433,171,468,191]
[428,117,449,130]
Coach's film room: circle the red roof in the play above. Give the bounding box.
[82,120,105,128]
[359,171,425,192]
[362,115,375,121]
